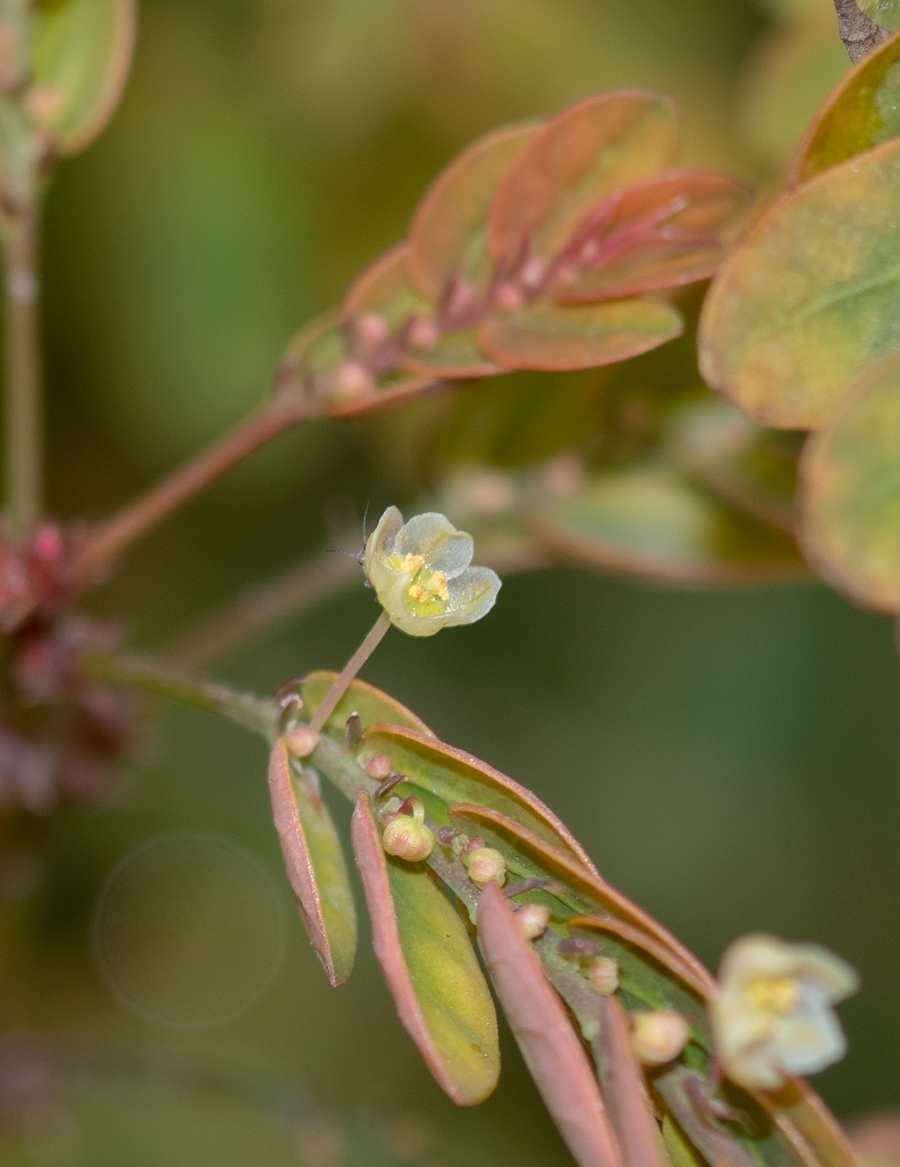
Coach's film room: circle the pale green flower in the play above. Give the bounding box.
[711,933,859,1091]
[364,507,501,637]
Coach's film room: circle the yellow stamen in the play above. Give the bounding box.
[428,571,449,601]
[744,974,799,1016]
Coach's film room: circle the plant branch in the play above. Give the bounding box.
[833,0,890,62]
[309,610,392,734]
[4,199,42,534]
[82,649,277,738]
[70,390,316,588]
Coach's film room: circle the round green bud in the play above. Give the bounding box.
[587,956,620,996]
[515,902,550,941]
[631,1010,690,1067]
[465,846,507,888]
[382,815,435,863]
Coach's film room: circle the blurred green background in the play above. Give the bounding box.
[2,0,895,1163]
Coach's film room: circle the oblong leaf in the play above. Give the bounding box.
[555,171,752,303]
[698,136,900,430]
[488,91,678,265]
[532,464,808,585]
[357,724,598,871]
[478,299,683,372]
[799,355,900,610]
[33,0,137,156]
[449,802,714,992]
[770,1080,863,1167]
[476,882,623,1167]
[301,673,435,738]
[595,994,669,1167]
[408,122,542,297]
[351,791,500,1106]
[789,26,900,188]
[268,740,356,986]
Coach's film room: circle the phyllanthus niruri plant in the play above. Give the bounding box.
[0,2,885,1164]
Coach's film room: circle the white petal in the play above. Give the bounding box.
[396,512,460,564]
[441,567,502,626]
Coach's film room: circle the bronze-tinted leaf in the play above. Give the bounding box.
[301,673,434,738]
[698,136,900,430]
[479,299,683,372]
[351,791,500,1106]
[357,724,597,871]
[268,740,356,986]
[555,171,752,303]
[789,27,900,187]
[449,802,712,991]
[595,994,669,1167]
[653,1069,766,1167]
[476,882,623,1167]
[408,122,542,298]
[799,354,900,611]
[770,1080,863,1167]
[32,0,136,156]
[488,91,678,266]
[403,331,502,379]
[532,464,807,585]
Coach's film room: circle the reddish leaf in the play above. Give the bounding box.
[351,791,500,1106]
[477,883,623,1167]
[358,724,598,871]
[770,1080,864,1167]
[654,1068,762,1167]
[479,299,682,371]
[408,122,542,298]
[488,92,677,266]
[554,171,752,303]
[450,802,714,991]
[268,740,356,986]
[595,994,670,1167]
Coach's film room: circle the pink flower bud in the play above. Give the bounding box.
[520,257,545,289]
[355,312,390,352]
[382,814,435,862]
[284,727,319,759]
[333,360,374,399]
[631,1011,690,1066]
[465,846,506,888]
[515,902,550,941]
[365,754,393,780]
[587,956,619,995]
[407,317,440,352]
[494,283,524,313]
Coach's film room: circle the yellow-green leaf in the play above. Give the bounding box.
[532,464,807,585]
[698,136,900,430]
[351,791,499,1106]
[800,355,900,611]
[268,740,356,986]
[790,26,900,186]
[301,673,434,739]
[32,0,136,156]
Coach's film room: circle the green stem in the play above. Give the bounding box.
[308,610,392,734]
[4,198,42,533]
[83,650,277,738]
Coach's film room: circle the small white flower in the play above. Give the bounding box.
[711,933,859,1091]
[363,507,501,637]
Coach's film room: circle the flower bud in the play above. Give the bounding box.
[515,902,550,941]
[495,283,524,313]
[631,1010,690,1067]
[365,754,393,780]
[465,846,506,888]
[284,727,319,759]
[333,360,374,399]
[407,317,440,352]
[355,312,390,352]
[382,815,435,862]
[588,956,619,996]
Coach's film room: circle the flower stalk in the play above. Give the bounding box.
[308,610,392,734]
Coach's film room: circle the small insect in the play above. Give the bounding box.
[329,503,371,580]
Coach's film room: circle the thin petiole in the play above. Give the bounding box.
[308,609,392,734]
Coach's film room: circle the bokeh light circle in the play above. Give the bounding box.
[93,832,285,1030]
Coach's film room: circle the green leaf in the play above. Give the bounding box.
[859,0,900,30]
[488,91,678,265]
[698,136,900,430]
[799,355,900,610]
[448,802,712,991]
[667,398,800,533]
[790,27,900,187]
[531,463,807,584]
[32,0,136,156]
[554,171,752,303]
[301,673,434,738]
[408,121,541,298]
[351,791,499,1106]
[267,740,357,986]
[476,883,623,1167]
[479,299,683,372]
[355,723,597,869]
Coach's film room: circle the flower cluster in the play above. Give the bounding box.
[364,507,501,637]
